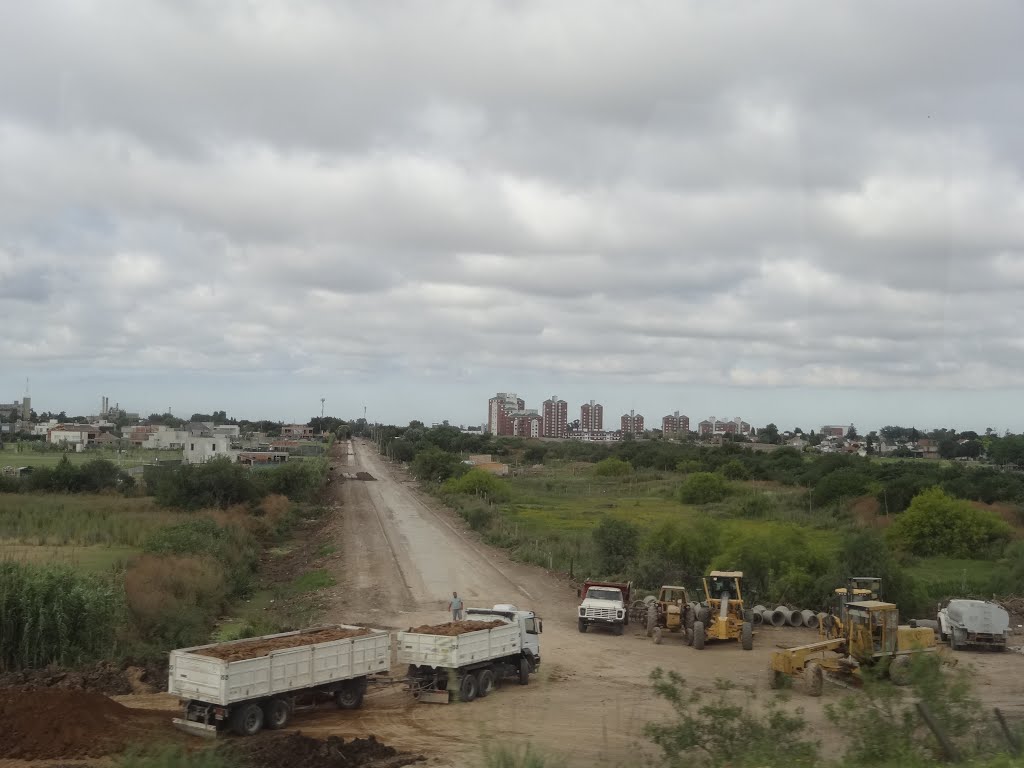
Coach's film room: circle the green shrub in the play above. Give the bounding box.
[888,487,1012,558]
[117,744,235,768]
[257,460,324,502]
[592,517,640,574]
[153,458,260,510]
[812,467,870,507]
[144,518,257,596]
[593,457,633,477]
[443,468,512,503]
[680,472,730,504]
[718,459,750,480]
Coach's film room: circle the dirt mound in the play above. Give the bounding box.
[0,688,171,759]
[196,627,373,661]
[406,619,505,636]
[0,659,166,696]
[227,731,424,768]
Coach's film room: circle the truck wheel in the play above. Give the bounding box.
[741,622,753,651]
[888,655,912,686]
[578,619,588,633]
[262,698,290,730]
[335,679,366,710]
[230,702,264,736]
[457,674,478,703]
[477,668,496,698]
[615,623,625,636]
[692,621,705,650]
[518,658,530,686]
[653,627,663,645]
[949,630,960,651]
[803,662,823,697]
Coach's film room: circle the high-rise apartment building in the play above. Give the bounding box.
[541,395,568,439]
[620,410,644,436]
[580,400,603,432]
[662,411,690,436]
[487,392,525,435]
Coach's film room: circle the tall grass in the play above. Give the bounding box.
[0,494,187,546]
[0,562,122,670]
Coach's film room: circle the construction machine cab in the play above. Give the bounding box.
[705,571,743,604]
[658,586,689,605]
[845,601,900,660]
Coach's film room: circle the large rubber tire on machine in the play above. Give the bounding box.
[231,702,264,736]
[692,621,706,650]
[457,673,478,703]
[578,618,588,633]
[653,626,663,645]
[888,655,912,686]
[768,669,786,690]
[262,697,290,730]
[646,606,657,637]
[477,668,496,698]
[741,621,753,651]
[518,658,530,685]
[803,661,824,697]
[335,678,366,710]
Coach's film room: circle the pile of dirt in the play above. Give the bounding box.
[0,659,166,696]
[0,688,170,760]
[406,619,506,636]
[227,731,424,768]
[197,627,373,661]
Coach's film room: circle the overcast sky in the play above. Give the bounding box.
[2,1,1023,431]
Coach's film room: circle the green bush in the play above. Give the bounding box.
[144,518,257,596]
[443,468,512,503]
[718,459,750,480]
[592,517,640,574]
[153,457,260,510]
[411,446,466,483]
[633,519,721,589]
[593,457,633,477]
[888,488,1012,558]
[680,472,730,504]
[812,467,871,507]
[257,460,324,502]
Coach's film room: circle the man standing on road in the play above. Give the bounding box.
[449,591,463,621]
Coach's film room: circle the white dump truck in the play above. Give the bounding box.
[398,605,542,703]
[169,624,390,737]
[938,599,1010,651]
[577,579,631,634]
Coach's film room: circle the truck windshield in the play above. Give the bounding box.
[587,588,622,601]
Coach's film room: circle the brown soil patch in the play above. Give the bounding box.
[0,688,175,760]
[406,620,505,636]
[851,495,888,528]
[226,731,424,768]
[0,659,166,696]
[195,627,372,661]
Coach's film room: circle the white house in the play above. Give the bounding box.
[142,426,189,450]
[212,424,240,438]
[183,435,239,464]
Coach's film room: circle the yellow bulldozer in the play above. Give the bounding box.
[771,585,938,696]
[645,586,694,644]
[692,571,753,651]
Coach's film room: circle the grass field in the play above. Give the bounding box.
[0,541,140,572]
[0,445,181,469]
[0,493,189,546]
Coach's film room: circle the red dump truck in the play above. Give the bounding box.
[576,579,632,634]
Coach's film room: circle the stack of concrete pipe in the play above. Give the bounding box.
[749,605,823,629]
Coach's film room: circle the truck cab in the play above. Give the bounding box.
[577,580,631,635]
[466,605,542,670]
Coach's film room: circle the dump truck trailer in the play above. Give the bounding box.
[169,624,390,737]
[399,606,542,703]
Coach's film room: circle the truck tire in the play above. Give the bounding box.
[477,668,496,698]
[653,627,663,645]
[741,622,753,651]
[949,629,960,651]
[646,607,657,637]
[692,621,706,650]
[615,623,625,636]
[888,655,912,686]
[230,702,264,736]
[457,674,478,702]
[335,678,366,710]
[518,658,530,686]
[803,662,823,697]
[262,697,290,730]
[578,619,588,633]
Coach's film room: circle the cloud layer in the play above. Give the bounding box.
[2,1,1023,423]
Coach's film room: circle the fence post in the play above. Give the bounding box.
[995,708,1021,757]
[916,702,959,763]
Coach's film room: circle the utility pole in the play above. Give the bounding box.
[320,397,326,436]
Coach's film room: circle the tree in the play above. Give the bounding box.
[593,457,632,477]
[410,446,464,484]
[761,423,779,444]
[888,487,1012,558]
[592,517,640,574]
[846,424,858,440]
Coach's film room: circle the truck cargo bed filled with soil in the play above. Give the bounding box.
[406,620,506,636]
[195,627,372,661]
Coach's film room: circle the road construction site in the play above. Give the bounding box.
[2,437,1023,768]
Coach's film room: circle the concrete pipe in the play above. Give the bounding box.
[764,608,787,627]
[800,610,819,629]
[785,609,803,627]
[752,604,767,615]
[910,619,939,633]
[751,610,763,625]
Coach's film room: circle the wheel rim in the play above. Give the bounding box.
[338,690,357,706]
[271,703,287,726]
[244,708,260,732]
